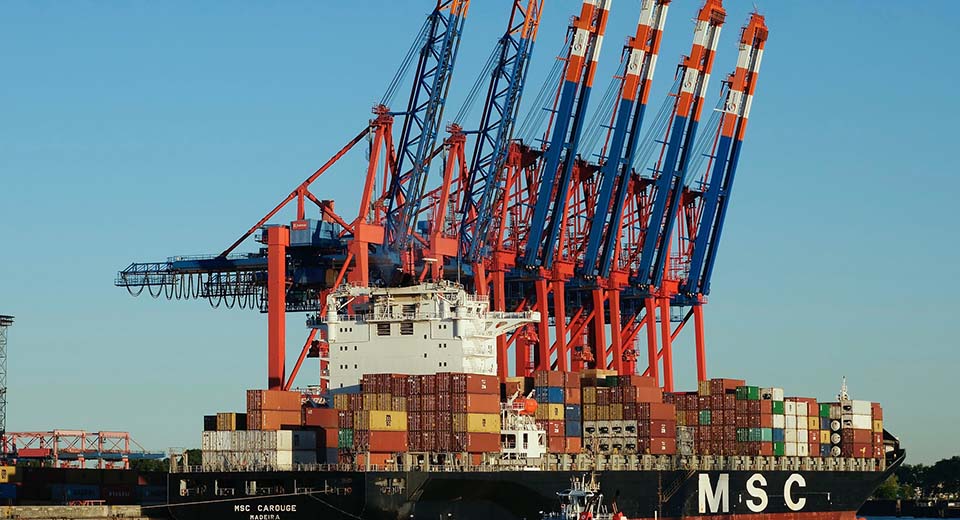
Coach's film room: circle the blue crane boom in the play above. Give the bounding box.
[633,0,725,288]
[520,0,612,270]
[580,0,670,279]
[384,0,471,250]
[683,13,767,296]
[459,0,544,265]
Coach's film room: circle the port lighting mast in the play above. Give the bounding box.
[0,315,12,439]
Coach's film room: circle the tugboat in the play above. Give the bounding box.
[542,474,627,520]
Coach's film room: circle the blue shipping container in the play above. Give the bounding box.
[51,484,100,502]
[547,387,564,403]
[0,483,15,500]
[565,421,581,438]
[820,444,832,457]
[772,428,785,442]
[323,448,339,463]
[564,405,582,422]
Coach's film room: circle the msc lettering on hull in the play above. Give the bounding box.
[698,473,807,514]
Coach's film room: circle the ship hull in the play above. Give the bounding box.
[163,463,899,520]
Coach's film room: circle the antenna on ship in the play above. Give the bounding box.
[838,376,850,401]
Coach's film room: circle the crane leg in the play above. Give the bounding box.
[267,226,290,391]
[694,303,707,382]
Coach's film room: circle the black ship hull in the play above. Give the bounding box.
[162,457,902,520]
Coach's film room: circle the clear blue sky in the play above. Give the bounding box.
[1,1,956,464]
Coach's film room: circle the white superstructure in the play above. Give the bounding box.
[317,281,540,390]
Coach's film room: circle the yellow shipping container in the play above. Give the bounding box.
[391,397,406,412]
[376,393,392,410]
[598,405,610,421]
[363,394,377,410]
[333,394,349,410]
[368,410,407,432]
[216,412,236,431]
[873,419,883,433]
[807,416,819,430]
[611,404,623,421]
[582,387,597,404]
[548,404,564,421]
[820,430,831,444]
[583,404,597,422]
[535,404,548,420]
[465,413,501,434]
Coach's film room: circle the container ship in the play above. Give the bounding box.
[94,1,905,519]
[162,282,904,520]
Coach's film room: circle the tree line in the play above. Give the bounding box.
[874,456,960,499]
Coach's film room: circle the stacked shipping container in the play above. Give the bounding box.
[334,372,501,466]
[580,371,677,455]
[532,371,582,453]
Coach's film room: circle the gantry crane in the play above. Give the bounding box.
[115,1,769,396]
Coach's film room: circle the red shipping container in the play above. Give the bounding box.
[565,437,582,453]
[368,431,408,452]
[611,388,623,404]
[724,394,736,410]
[623,403,637,420]
[760,442,773,456]
[760,413,773,428]
[871,403,883,420]
[842,429,872,445]
[422,431,438,452]
[710,378,745,394]
[453,432,500,452]
[422,395,437,412]
[18,448,51,457]
[463,374,499,394]
[437,393,451,412]
[564,387,581,405]
[633,386,663,403]
[760,400,772,414]
[563,372,582,388]
[548,436,565,453]
[873,445,884,458]
[317,427,338,450]
[618,375,657,388]
[303,407,339,428]
[547,421,564,437]
[649,420,676,438]
[649,437,677,455]
[422,374,437,394]
[872,432,883,445]
[698,396,711,410]
[534,370,564,388]
[451,393,500,413]
[649,403,676,421]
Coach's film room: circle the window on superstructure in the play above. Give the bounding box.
[400,321,414,335]
[402,304,416,317]
[377,323,391,336]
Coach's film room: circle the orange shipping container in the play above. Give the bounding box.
[634,386,663,403]
[649,402,676,421]
[368,431,408,452]
[303,408,339,428]
[247,389,301,413]
[452,432,500,453]
[564,437,582,453]
[456,393,500,413]
[248,410,301,430]
[356,453,393,467]
[649,437,677,455]
[548,436,565,453]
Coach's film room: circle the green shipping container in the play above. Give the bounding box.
[603,376,618,387]
[736,386,761,401]
[699,410,712,425]
[773,441,785,456]
[772,400,785,414]
[736,428,749,442]
[338,428,354,449]
[761,427,773,442]
[749,427,762,442]
[819,404,831,417]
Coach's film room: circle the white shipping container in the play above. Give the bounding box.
[785,442,798,456]
[842,400,871,416]
[785,415,797,429]
[785,429,797,442]
[761,387,785,401]
[784,401,797,416]
[844,415,872,430]
[773,415,785,428]
[796,402,808,416]
[797,443,809,457]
